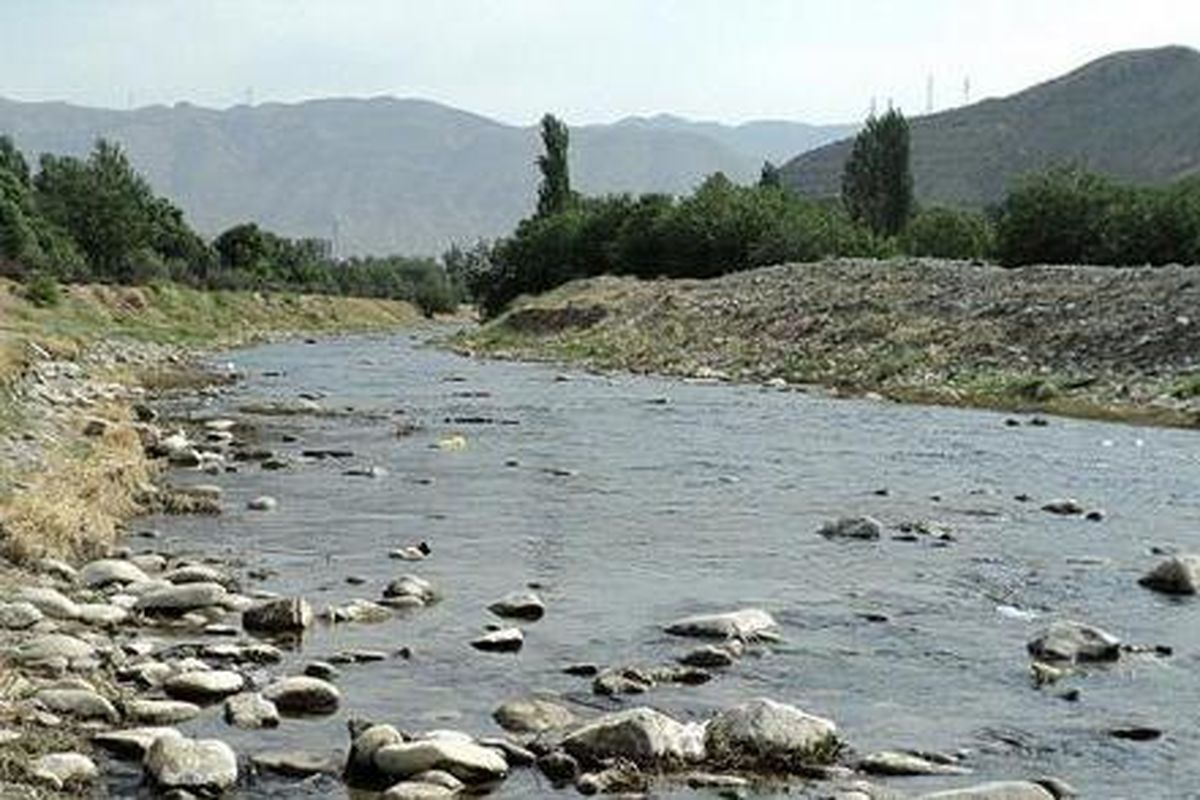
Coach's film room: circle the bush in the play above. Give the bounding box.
[22,270,61,308]
[902,207,995,260]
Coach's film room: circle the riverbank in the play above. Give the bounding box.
[460,258,1200,428]
[0,278,420,560]
[0,282,421,796]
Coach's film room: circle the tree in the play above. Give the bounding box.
[0,136,29,186]
[758,160,782,189]
[841,109,913,237]
[536,113,572,217]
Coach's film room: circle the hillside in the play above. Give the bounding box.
[781,45,1200,207]
[0,97,849,256]
[463,259,1200,428]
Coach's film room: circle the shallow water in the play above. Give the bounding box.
[115,331,1200,798]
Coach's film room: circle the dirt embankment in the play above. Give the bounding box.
[463,258,1200,427]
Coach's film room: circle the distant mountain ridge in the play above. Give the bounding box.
[0,96,852,255]
[781,45,1200,207]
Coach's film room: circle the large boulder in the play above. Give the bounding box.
[704,698,839,771]
[665,608,779,641]
[374,738,508,785]
[262,676,340,715]
[79,559,150,589]
[919,781,1056,800]
[243,597,313,633]
[1027,621,1120,663]
[143,735,238,793]
[561,707,705,768]
[135,582,228,615]
[493,697,577,733]
[1139,555,1200,595]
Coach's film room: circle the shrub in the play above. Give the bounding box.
[22,270,62,307]
[902,206,995,260]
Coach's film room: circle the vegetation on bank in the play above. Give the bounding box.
[457,111,1200,318]
[0,136,459,315]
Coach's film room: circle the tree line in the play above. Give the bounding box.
[460,111,1200,317]
[0,136,458,314]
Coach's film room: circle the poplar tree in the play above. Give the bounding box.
[841,109,913,236]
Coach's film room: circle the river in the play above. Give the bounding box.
[112,331,1198,798]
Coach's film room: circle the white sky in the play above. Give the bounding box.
[1,0,1196,125]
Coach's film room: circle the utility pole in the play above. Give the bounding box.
[963,77,971,106]
[925,74,934,114]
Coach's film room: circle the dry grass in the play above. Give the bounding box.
[0,410,154,563]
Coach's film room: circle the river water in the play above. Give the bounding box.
[116,331,1199,798]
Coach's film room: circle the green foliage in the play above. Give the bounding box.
[901,206,995,260]
[759,161,782,189]
[0,136,29,186]
[996,166,1200,266]
[841,109,914,236]
[21,270,61,308]
[536,114,573,217]
[473,175,893,317]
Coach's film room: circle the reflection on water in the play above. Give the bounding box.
[122,331,1199,798]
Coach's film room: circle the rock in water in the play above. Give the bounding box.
[704,698,839,770]
[373,739,509,784]
[488,591,545,621]
[224,692,280,728]
[163,670,245,703]
[262,676,340,715]
[1041,499,1085,516]
[93,728,182,760]
[247,495,278,511]
[918,781,1056,799]
[383,782,457,799]
[135,582,228,614]
[561,707,705,768]
[859,751,971,776]
[125,699,202,725]
[1139,555,1200,595]
[383,574,438,605]
[1027,621,1121,663]
[664,608,778,641]
[243,596,313,633]
[143,736,238,793]
[471,627,524,653]
[493,697,577,733]
[818,516,883,540]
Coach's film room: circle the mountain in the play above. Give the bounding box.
[781,45,1200,208]
[610,113,857,165]
[0,97,850,255]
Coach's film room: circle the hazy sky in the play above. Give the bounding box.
[2,0,1196,125]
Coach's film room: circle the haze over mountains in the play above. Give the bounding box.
[0,96,852,255]
[783,45,1200,207]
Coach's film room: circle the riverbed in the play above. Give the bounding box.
[117,330,1199,797]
